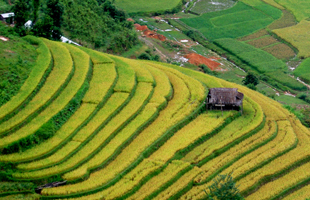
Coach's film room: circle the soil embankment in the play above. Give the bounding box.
[134,24,166,41]
[185,53,222,70]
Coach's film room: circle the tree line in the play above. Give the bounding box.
[11,0,138,54]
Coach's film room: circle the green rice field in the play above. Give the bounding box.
[114,0,182,14]
[180,1,282,40]
[294,57,310,84]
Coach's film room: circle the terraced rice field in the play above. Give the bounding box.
[180,1,282,40]
[275,0,310,22]
[294,58,310,84]
[214,38,306,91]
[1,37,310,200]
[273,20,310,59]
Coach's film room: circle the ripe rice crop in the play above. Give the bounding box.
[13,83,152,179]
[86,159,163,200]
[0,39,73,135]
[150,112,235,163]
[82,64,117,104]
[180,183,208,200]
[42,69,204,195]
[78,46,113,64]
[153,167,202,200]
[17,141,81,170]
[282,184,310,200]
[294,57,310,84]
[182,98,263,164]
[246,161,310,200]
[73,82,152,143]
[116,57,154,84]
[128,160,190,200]
[275,0,310,21]
[144,64,172,106]
[196,119,276,182]
[219,120,296,181]
[111,57,136,93]
[11,92,127,167]
[273,20,310,58]
[150,63,205,103]
[63,104,158,181]
[246,36,279,48]
[0,42,89,150]
[0,62,116,163]
[62,64,174,180]
[236,117,310,193]
[0,103,96,163]
[44,159,164,198]
[0,36,51,120]
[4,36,310,200]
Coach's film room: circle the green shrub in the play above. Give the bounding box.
[204,173,244,200]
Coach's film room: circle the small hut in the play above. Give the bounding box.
[0,13,14,24]
[207,88,244,113]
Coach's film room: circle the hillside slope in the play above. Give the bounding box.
[0,37,310,200]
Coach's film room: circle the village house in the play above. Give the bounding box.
[207,88,244,114]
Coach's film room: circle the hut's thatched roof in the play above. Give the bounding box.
[207,88,243,106]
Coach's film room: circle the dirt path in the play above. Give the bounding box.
[297,77,310,89]
[139,36,169,61]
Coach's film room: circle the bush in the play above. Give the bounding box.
[204,173,244,200]
[243,72,259,86]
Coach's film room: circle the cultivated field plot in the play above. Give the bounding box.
[215,38,305,90]
[275,0,310,21]
[261,0,284,9]
[1,37,310,200]
[180,1,282,40]
[294,57,310,84]
[190,0,236,14]
[238,30,295,60]
[273,20,310,59]
[268,10,297,30]
[114,0,182,14]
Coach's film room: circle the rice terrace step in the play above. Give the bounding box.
[2,0,310,196]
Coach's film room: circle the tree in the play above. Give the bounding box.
[242,72,259,86]
[204,173,244,200]
[46,0,64,40]
[138,53,151,60]
[31,14,53,38]
[13,0,30,35]
[31,0,64,40]
[32,0,40,25]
